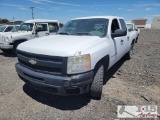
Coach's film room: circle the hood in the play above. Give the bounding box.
[2,31,32,37]
[17,35,100,57]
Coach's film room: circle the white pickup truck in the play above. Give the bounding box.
[15,16,135,99]
[0,19,59,54]
[126,23,140,43]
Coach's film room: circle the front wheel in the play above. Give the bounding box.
[90,63,104,99]
[0,49,12,53]
[13,41,21,56]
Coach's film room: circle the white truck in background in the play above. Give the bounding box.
[0,19,59,55]
[15,16,136,99]
[0,25,19,33]
[126,23,140,43]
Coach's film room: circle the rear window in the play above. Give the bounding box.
[48,23,59,33]
[36,24,48,31]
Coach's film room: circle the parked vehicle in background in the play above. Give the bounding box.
[11,25,20,32]
[0,25,14,33]
[0,25,20,34]
[15,16,136,99]
[0,19,59,54]
[126,23,140,43]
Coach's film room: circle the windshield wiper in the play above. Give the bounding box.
[58,32,70,35]
[77,32,92,36]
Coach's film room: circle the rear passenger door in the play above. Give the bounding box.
[119,19,129,53]
[35,23,49,37]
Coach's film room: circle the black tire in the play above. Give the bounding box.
[135,37,138,43]
[90,63,104,99]
[13,41,21,56]
[125,44,134,60]
[0,49,12,53]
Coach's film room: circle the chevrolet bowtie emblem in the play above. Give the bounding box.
[29,59,37,65]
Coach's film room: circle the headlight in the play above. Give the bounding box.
[67,54,91,74]
[2,36,9,42]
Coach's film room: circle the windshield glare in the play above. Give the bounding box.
[58,18,108,37]
[0,26,6,32]
[19,23,33,31]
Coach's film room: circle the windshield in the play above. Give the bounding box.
[0,26,6,32]
[127,24,133,30]
[19,23,33,31]
[11,26,20,32]
[58,18,109,37]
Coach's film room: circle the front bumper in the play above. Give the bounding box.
[0,43,13,49]
[15,63,94,95]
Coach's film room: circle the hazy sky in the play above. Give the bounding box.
[0,0,160,24]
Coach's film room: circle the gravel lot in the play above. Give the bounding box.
[0,29,160,120]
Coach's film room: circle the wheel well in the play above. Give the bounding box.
[13,39,27,44]
[94,55,109,71]
[136,35,139,40]
[131,39,135,45]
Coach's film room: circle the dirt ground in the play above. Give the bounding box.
[0,29,160,120]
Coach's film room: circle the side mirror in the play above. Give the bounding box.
[128,28,132,32]
[135,29,138,31]
[34,29,40,34]
[111,29,127,38]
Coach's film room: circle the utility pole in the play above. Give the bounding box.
[30,7,35,19]
[13,17,15,25]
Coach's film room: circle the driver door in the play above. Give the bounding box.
[111,19,126,61]
[35,23,49,37]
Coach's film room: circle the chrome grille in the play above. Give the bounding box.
[17,50,67,76]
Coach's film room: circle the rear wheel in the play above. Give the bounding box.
[90,63,104,99]
[135,37,138,43]
[136,35,139,43]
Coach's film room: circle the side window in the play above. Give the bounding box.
[5,26,13,32]
[36,24,48,32]
[134,25,137,30]
[111,19,120,33]
[119,19,127,31]
[48,23,59,33]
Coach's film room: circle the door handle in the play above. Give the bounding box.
[127,37,130,41]
[46,33,49,36]
[121,39,124,43]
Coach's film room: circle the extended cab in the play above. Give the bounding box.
[0,19,59,54]
[126,22,140,43]
[15,16,135,99]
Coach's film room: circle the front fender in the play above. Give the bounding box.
[74,38,110,70]
[129,31,137,44]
